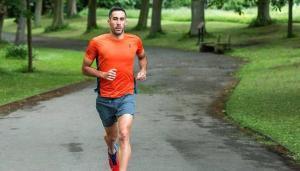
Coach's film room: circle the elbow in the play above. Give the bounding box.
[82,66,87,76]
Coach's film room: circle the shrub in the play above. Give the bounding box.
[5,44,37,59]
[5,44,28,59]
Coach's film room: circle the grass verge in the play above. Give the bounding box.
[227,38,300,162]
[0,45,88,106]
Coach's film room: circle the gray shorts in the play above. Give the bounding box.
[96,94,136,127]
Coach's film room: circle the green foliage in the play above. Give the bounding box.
[5,44,28,59]
[5,44,37,60]
[209,0,293,14]
[77,0,88,12]
[98,0,137,9]
[271,0,287,11]
[163,0,191,8]
[222,0,256,14]
[4,0,35,18]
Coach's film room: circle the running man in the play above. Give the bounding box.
[82,6,148,171]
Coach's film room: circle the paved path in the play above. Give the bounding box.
[0,34,297,171]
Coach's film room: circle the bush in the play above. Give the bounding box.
[5,44,37,59]
[5,45,28,59]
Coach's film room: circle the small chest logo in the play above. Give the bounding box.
[128,43,131,48]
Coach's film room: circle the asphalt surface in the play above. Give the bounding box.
[0,34,297,171]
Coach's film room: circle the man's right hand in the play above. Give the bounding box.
[100,69,117,81]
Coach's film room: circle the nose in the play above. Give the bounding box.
[116,19,121,25]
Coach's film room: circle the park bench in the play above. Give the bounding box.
[200,35,231,54]
[196,22,231,54]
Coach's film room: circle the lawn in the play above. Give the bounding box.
[1,6,300,161]
[227,38,300,161]
[0,44,87,105]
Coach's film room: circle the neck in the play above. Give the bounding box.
[110,32,124,40]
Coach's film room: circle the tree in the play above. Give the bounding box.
[34,0,42,27]
[86,0,97,32]
[189,0,206,36]
[287,0,293,38]
[149,0,163,37]
[51,0,65,29]
[135,0,149,30]
[0,0,6,41]
[253,0,272,26]
[67,0,77,17]
[15,0,26,45]
[209,0,272,26]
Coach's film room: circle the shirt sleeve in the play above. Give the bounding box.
[136,37,144,56]
[85,39,98,61]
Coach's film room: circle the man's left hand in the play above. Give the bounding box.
[136,70,147,81]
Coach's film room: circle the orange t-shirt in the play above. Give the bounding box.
[85,33,144,98]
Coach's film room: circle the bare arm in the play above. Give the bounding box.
[81,58,116,81]
[136,51,148,81]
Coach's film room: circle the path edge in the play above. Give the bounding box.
[0,80,94,116]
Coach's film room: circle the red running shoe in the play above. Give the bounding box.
[108,144,119,171]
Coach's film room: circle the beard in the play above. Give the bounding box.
[111,28,124,36]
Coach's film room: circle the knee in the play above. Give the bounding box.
[119,130,130,142]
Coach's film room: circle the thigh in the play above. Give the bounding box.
[96,97,117,127]
[116,94,136,117]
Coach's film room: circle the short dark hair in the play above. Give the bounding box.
[108,6,127,18]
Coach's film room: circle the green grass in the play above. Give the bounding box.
[0,45,87,106]
[227,38,300,161]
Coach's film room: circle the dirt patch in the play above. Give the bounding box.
[0,80,93,116]
[207,79,239,119]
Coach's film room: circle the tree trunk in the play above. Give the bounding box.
[51,0,65,29]
[149,0,163,37]
[86,0,97,32]
[189,0,205,36]
[135,0,149,30]
[15,0,26,45]
[34,0,42,27]
[67,0,77,17]
[26,0,33,72]
[287,0,293,38]
[0,2,6,41]
[254,0,271,26]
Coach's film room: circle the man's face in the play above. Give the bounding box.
[108,11,126,36]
